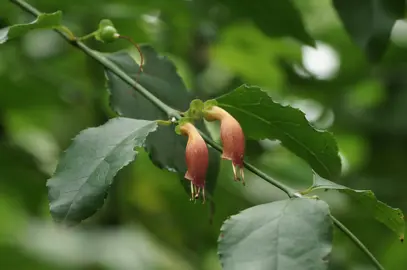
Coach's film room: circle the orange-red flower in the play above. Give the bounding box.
[180,122,209,201]
[204,106,245,184]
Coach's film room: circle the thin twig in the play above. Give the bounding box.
[118,35,144,75]
[330,215,385,270]
[9,1,385,269]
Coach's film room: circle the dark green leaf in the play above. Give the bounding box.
[105,47,220,196]
[215,85,341,180]
[218,0,314,46]
[0,11,62,44]
[333,0,405,62]
[47,117,157,225]
[218,198,333,270]
[309,176,405,241]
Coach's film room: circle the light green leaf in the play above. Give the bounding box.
[0,11,62,44]
[332,0,405,62]
[105,47,220,197]
[218,198,333,270]
[47,117,158,225]
[215,84,341,180]
[309,175,405,241]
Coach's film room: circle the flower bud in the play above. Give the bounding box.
[204,106,245,184]
[180,123,209,201]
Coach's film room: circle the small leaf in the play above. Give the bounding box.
[47,117,157,225]
[105,47,220,196]
[0,11,62,44]
[310,176,405,241]
[333,0,405,62]
[218,0,314,46]
[215,84,341,180]
[219,198,333,270]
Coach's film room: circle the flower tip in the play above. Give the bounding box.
[232,163,245,186]
[189,181,206,203]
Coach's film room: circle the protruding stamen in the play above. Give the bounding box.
[232,163,238,181]
[202,188,206,204]
[190,182,195,201]
[240,167,245,186]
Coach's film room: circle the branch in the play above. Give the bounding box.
[330,215,385,270]
[9,1,385,269]
[9,0,176,118]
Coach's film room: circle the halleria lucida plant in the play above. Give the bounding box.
[2,0,405,269]
[175,99,246,202]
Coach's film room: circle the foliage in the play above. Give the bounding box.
[307,176,405,241]
[218,198,333,270]
[47,117,157,225]
[1,0,407,269]
[0,11,62,44]
[215,85,341,180]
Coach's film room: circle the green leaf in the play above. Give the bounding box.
[309,176,405,241]
[47,117,158,225]
[105,47,220,196]
[185,99,204,120]
[218,198,333,270]
[218,0,314,46]
[215,85,341,180]
[0,11,62,44]
[332,0,405,62]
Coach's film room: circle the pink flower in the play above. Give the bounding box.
[180,123,209,201]
[204,106,245,184]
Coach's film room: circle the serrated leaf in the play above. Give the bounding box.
[309,175,405,241]
[218,0,314,46]
[105,47,220,196]
[0,11,62,44]
[215,84,341,180]
[47,117,157,225]
[218,198,333,270]
[333,0,405,62]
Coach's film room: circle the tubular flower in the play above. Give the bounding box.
[180,123,209,202]
[204,106,245,184]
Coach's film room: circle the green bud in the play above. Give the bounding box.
[185,99,204,120]
[95,19,119,43]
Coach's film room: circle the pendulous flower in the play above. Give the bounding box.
[204,106,245,184]
[180,122,209,201]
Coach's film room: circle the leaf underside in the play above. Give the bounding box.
[218,198,333,270]
[311,176,405,240]
[47,117,157,225]
[0,11,62,44]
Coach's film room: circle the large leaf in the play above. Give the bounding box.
[217,0,314,46]
[332,0,405,62]
[308,176,405,241]
[218,198,333,270]
[105,47,220,196]
[0,11,62,44]
[47,117,157,224]
[215,85,341,180]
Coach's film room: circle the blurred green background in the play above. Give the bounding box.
[1,0,406,269]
